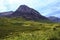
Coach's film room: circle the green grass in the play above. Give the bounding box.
[0,17,60,40]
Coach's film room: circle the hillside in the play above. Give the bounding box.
[0,17,60,40]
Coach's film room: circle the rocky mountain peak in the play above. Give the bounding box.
[17,5,31,12]
[16,5,35,14]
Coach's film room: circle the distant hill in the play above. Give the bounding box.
[48,16,60,22]
[0,11,13,16]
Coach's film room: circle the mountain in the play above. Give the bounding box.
[7,5,49,21]
[0,5,50,21]
[48,16,60,22]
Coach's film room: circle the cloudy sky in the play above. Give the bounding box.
[0,0,60,17]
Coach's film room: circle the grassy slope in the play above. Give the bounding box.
[0,17,60,40]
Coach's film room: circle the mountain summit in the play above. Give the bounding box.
[17,5,31,12]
